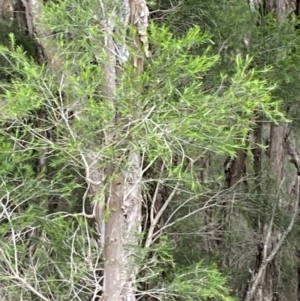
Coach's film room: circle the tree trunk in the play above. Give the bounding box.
[269,124,285,182]
[244,124,285,301]
[224,149,248,188]
[0,0,13,22]
[91,1,149,301]
[255,88,284,301]
[286,128,300,301]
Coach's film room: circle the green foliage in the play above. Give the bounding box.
[166,261,235,301]
[138,235,234,301]
[139,24,284,169]
[0,22,37,84]
[164,0,300,118]
[0,0,288,300]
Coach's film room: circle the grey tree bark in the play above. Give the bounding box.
[88,1,149,300]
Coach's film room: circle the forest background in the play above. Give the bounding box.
[0,0,300,301]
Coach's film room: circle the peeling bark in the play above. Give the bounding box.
[91,1,149,301]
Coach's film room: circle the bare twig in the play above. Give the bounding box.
[244,178,299,300]
[144,181,180,248]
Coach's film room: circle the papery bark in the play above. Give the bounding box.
[91,1,149,301]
